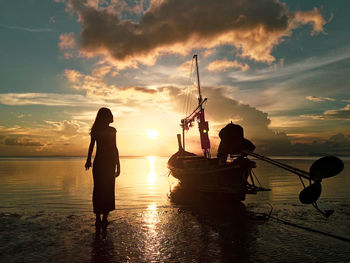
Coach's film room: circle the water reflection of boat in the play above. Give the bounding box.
[168,55,268,201]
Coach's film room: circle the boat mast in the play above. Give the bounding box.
[194,55,203,106]
[180,54,210,157]
[183,55,201,151]
[194,54,211,157]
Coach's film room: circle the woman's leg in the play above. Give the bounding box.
[95,213,101,225]
[102,212,109,224]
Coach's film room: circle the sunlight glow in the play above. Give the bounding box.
[145,129,160,140]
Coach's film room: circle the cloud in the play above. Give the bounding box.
[177,60,193,73]
[49,16,56,23]
[293,8,327,36]
[63,69,161,101]
[207,59,250,72]
[45,120,81,134]
[0,24,53,33]
[324,104,350,120]
[64,69,83,83]
[4,137,43,147]
[301,104,350,120]
[306,95,336,102]
[292,133,350,156]
[299,114,325,120]
[59,33,77,58]
[92,65,112,77]
[164,85,291,153]
[165,85,350,155]
[203,49,216,57]
[61,0,326,67]
[0,93,104,106]
[0,70,169,124]
[17,113,32,119]
[119,86,158,94]
[230,51,350,84]
[58,33,76,49]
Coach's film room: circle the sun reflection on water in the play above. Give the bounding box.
[142,202,161,260]
[147,156,157,186]
[144,202,158,232]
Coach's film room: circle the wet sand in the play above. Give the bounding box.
[0,157,349,262]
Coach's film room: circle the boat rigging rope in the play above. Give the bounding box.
[182,58,195,118]
[250,203,350,243]
[251,170,263,188]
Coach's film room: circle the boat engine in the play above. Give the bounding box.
[217,122,255,162]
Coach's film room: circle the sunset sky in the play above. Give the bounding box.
[0,0,349,156]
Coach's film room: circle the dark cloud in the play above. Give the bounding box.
[64,0,325,64]
[291,133,350,156]
[4,137,43,147]
[165,85,291,153]
[167,85,285,139]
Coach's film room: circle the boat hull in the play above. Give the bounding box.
[168,152,257,201]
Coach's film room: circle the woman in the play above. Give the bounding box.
[85,107,120,226]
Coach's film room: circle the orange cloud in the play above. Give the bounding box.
[92,65,112,77]
[58,33,76,49]
[58,32,76,58]
[293,8,327,36]
[177,60,193,73]
[306,95,336,102]
[207,59,250,72]
[64,69,83,83]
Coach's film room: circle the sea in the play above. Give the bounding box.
[0,156,349,262]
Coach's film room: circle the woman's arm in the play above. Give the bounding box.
[85,136,95,170]
[112,128,120,177]
[115,147,120,177]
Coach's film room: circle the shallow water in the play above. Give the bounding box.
[0,156,349,262]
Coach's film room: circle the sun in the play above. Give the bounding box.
[145,129,160,140]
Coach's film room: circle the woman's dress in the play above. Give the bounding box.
[92,127,118,214]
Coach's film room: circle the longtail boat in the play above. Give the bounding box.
[168,55,344,215]
[168,55,267,201]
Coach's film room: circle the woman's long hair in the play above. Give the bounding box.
[90,108,113,135]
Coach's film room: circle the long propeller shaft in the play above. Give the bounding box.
[244,151,311,180]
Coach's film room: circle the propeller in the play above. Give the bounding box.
[309,156,344,181]
[299,182,322,204]
[244,151,344,217]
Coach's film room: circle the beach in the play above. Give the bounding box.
[0,157,349,262]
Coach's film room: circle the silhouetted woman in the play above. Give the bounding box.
[85,107,120,226]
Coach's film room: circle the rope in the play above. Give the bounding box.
[251,170,263,188]
[269,215,350,243]
[182,58,194,117]
[298,175,306,188]
[186,59,195,117]
[249,203,350,243]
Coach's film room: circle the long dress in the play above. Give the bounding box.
[92,127,118,214]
